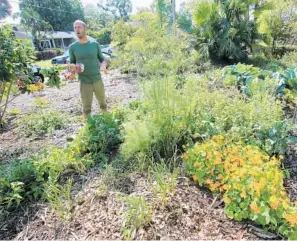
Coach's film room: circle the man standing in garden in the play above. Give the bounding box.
[68,20,108,120]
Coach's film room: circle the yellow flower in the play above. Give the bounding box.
[218,174,224,180]
[269,196,280,209]
[193,175,198,182]
[250,202,261,214]
[284,213,297,226]
[194,161,200,167]
[205,178,212,185]
[279,155,284,160]
[240,191,247,199]
[182,153,190,159]
[224,197,231,204]
[214,155,222,164]
[282,202,290,210]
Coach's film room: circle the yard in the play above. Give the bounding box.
[2,0,297,240]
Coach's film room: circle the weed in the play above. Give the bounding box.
[32,97,50,109]
[121,195,152,240]
[17,109,68,137]
[45,179,73,221]
[7,108,21,116]
[148,159,179,207]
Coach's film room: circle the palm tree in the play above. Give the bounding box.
[0,0,12,20]
[193,0,270,62]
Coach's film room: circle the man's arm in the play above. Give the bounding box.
[69,45,76,64]
[97,43,108,72]
[97,43,105,63]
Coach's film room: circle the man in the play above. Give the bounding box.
[68,20,108,120]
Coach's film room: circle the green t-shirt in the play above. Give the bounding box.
[69,40,105,84]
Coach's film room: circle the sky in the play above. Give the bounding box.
[5,0,186,24]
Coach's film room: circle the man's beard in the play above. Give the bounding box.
[77,33,85,39]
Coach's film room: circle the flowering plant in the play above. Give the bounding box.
[183,135,297,239]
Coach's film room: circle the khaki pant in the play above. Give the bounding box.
[80,80,107,118]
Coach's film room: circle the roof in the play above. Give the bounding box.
[12,28,96,42]
[41,31,96,41]
[13,31,33,40]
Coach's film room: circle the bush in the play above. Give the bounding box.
[0,158,43,207]
[17,109,68,137]
[0,147,92,208]
[111,12,200,79]
[280,51,297,68]
[70,113,121,162]
[35,50,58,60]
[52,48,65,56]
[183,135,297,240]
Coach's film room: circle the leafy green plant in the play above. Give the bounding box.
[121,195,152,240]
[71,113,121,162]
[0,25,35,124]
[35,147,92,184]
[40,65,65,88]
[121,74,283,160]
[254,121,297,156]
[17,109,68,137]
[0,158,43,208]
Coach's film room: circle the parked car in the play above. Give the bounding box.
[101,45,113,54]
[65,52,115,64]
[31,65,45,83]
[51,50,69,65]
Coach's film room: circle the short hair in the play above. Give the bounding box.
[73,20,87,29]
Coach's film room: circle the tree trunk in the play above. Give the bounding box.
[171,0,176,34]
[172,0,176,25]
[0,81,12,125]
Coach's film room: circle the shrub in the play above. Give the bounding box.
[183,135,297,240]
[281,51,297,68]
[111,12,200,79]
[0,158,43,207]
[0,147,92,208]
[192,0,258,62]
[70,113,121,162]
[121,74,284,160]
[17,109,68,137]
[34,50,57,61]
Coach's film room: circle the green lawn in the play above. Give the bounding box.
[34,59,53,68]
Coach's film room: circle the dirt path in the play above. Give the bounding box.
[14,173,261,240]
[0,70,139,163]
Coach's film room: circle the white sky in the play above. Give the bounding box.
[5,0,186,24]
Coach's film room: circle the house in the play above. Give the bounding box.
[12,25,95,50]
[39,31,96,50]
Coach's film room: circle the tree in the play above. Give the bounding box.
[84,4,113,45]
[0,0,12,19]
[19,8,53,50]
[98,0,132,22]
[257,0,297,57]
[154,0,172,27]
[193,0,265,62]
[84,4,113,29]
[111,19,135,49]
[177,7,193,33]
[19,0,85,31]
[0,25,35,125]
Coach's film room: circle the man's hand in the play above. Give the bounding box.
[100,60,108,73]
[68,64,76,72]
